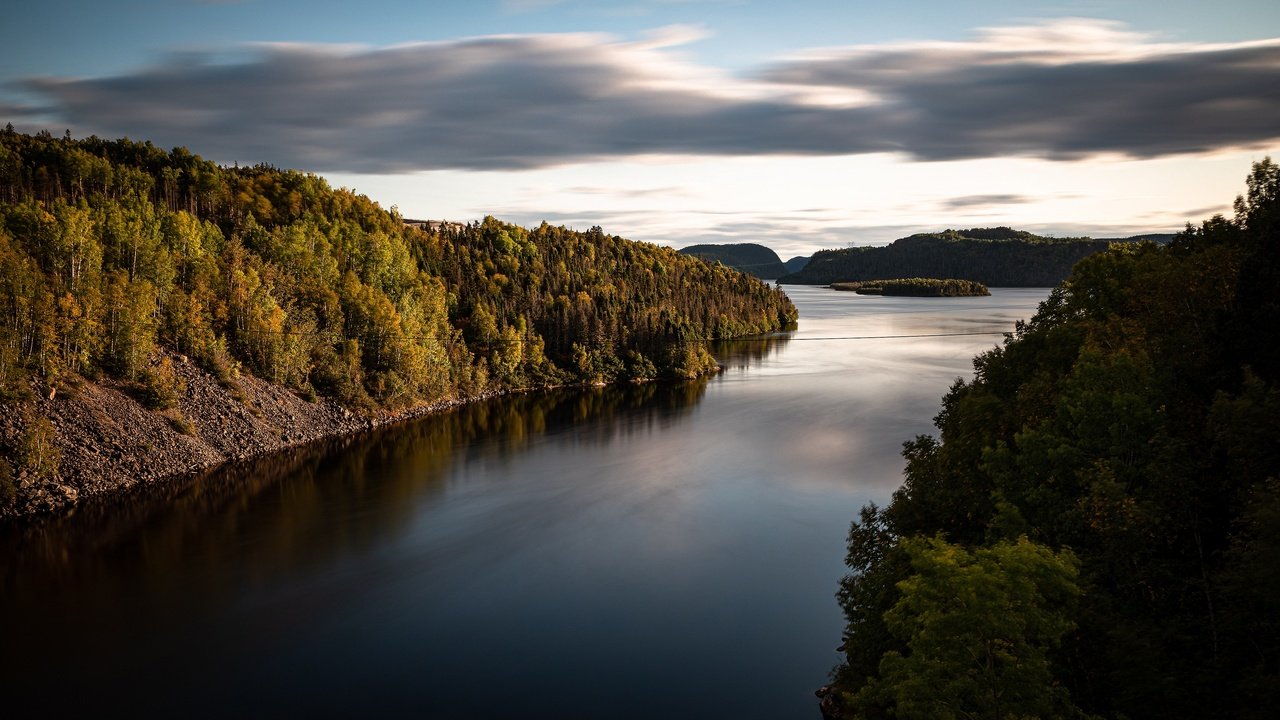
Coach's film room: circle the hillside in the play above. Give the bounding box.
[783,255,811,273]
[679,242,788,278]
[822,161,1280,719]
[0,128,796,516]
[780,227,1116,286]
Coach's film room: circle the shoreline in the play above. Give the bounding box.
[1,354,722,523]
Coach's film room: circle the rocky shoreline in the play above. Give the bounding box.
[0,354,504,521]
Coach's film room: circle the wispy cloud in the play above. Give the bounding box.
[15,19,1280,172]
[937,194,1035,210]
[1178,204,1234,219]
[567,185,691,198]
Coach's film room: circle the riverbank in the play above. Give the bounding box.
[0,355,544,520]
[1,349,735,521]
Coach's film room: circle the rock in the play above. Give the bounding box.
[1,350,498,520]
[815,685,841,720]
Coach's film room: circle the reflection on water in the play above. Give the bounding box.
[0,287,1044,719]
[2,382,721,601]
[713,332,792,373]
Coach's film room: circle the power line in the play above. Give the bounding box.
[729,331,1009,341]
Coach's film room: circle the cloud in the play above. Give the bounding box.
[1177,204,1234,219]
[566,185,691,198]
[15,19,1280,172]
[938,194,1034,210]
[765,21,1280,161]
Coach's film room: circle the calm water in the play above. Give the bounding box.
[1,286,1047,718]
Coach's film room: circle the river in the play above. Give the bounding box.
[1,286,1048,718]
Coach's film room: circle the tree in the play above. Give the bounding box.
[849,536,1082,720]
[19,411,61,481]
[830,160,1280,718]
[0,127,796,410]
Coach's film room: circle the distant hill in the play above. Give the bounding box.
[784,255,811,273]
[679,243,788,279]
[779,227,1139,286]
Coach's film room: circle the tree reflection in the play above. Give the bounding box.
[0,339,791,705]
[712,333,792,373]
[0,380,727,607]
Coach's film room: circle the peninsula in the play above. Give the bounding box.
[0,129,796,517]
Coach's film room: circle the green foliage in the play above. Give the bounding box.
[848,536,1081,720]
[140,355,185,410]
[19,411,60,482]
[1219,477,1280,714]
[0,129,795,416]
[831,160,1280,719]
[0,456,15,506]
[164,409,197,436]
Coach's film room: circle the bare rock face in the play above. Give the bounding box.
[0,354,470,520]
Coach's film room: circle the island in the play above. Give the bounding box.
[830,278,990,296]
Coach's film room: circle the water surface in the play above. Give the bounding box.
[1,286,1048,718]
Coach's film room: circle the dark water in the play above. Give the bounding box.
[1,286,1047,718]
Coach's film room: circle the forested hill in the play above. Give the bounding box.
[678,242,788,278]
[783,255,811,273]
[0,129,795,505]
[779,228,1115,286]
[823,160,1280,719]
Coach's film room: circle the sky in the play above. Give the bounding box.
[3,1,1279,257]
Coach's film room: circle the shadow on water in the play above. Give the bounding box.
[0,356,801,715]
[2,327,798,712]
[0,381,720,594]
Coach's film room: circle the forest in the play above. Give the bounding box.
[782,228,1117,286]
[0,128,795,503]
[823,160,1280,719]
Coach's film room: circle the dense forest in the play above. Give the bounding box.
[678,242,789,279]
[830,278,990,297]
[823,160,1280,719]
[782,228,1116,286]
[0,128,795,503]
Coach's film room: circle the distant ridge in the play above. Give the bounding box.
[778,227,1168,286]
[679,243,788,279]
[784,255,811,273]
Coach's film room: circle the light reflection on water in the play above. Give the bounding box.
[0,286,1047,719]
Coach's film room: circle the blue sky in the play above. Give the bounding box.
[4,1,1279,256]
